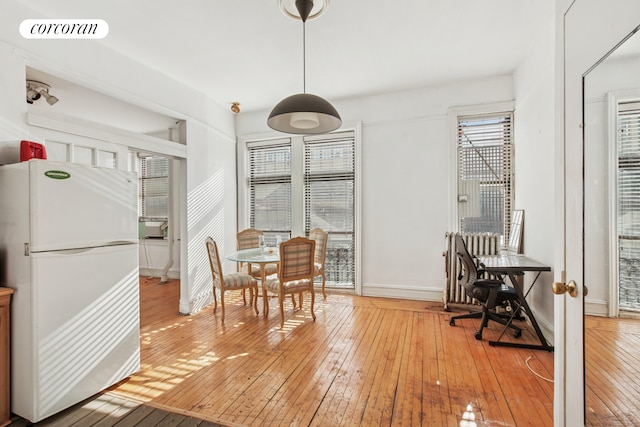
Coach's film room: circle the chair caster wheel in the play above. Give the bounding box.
[514,330,522,338]
[474,332,482,340]
[449,319,455,326]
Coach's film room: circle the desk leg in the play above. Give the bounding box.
[489,273,554,352]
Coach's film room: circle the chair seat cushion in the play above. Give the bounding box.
[248,263,278,278]
[222,273,257,289]
[263,277,311,293]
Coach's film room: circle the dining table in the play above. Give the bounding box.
[225,247,280,313]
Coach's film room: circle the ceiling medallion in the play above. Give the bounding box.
[278,0,329,21]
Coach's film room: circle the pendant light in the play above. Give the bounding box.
[267,0,341,134]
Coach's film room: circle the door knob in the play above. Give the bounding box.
[553,280,580,297]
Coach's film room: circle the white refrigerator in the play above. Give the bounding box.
[0,159,140,422]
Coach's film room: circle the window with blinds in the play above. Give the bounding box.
[304,131,356,288]
[139,155,169,219]
[457,112,513,240]
[617,102,640,311]
[247,140,292,242]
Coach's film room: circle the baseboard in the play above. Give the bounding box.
[585,298,608,316]
[361,282,443,302]
[139,268,180,280]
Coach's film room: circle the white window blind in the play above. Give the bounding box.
[304,131,356,288]
[617,102,640,311]
[139,155,169,219]
[247,139,292,242]
[457,112,514,239]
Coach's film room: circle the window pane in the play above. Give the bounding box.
[98,150,116,168]
[252,182,291,232]
[304,132,356,289]
[74,146,93,165]
[248,141,292,238]
[139,155,169,219]
[46,141,69,162]
[457,113,513,240]
[306,180,354,231]
[617,103,640,311]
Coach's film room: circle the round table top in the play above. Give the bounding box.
[225,247,279,263]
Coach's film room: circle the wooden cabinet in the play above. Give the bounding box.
[0,288,13,427]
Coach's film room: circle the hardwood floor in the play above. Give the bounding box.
[585,315,640,426]
[9,393,223,426]
[105,277,554,427]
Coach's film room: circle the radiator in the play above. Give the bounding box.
[443,232,500,310]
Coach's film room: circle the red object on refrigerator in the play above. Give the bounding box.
[20,140,47,161]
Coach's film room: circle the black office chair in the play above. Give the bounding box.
[448,234,522,340]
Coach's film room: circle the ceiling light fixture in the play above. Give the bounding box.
[278,0,330,21]
[267,0,341,134]
[26,80,59,105]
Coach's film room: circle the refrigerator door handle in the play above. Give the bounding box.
[106,240,138,246]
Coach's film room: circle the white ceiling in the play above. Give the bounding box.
[20,0,554,114]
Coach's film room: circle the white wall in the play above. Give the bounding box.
[181,120,238,313]
[236,75,515,301]
[0,1,238,315]
[512,5,557,335]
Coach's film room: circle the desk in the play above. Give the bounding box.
[478,254,553,352]
[226,248,279,312]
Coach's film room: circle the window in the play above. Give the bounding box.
[247,139,292,242]
[617,101,640,311]
[304,132,356,288]
[139,154,169,219]
[457,112,514,241]
[245,130,358,291]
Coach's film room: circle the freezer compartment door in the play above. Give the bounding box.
[29,160,138,252]
[11,244,140,422]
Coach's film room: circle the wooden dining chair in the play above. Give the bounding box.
[309,228,329,299]
[236,228,278,279]
[293,228,329,309]
[262,236,316,328]
[205,237,259,322]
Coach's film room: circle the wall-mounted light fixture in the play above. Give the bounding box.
[26,80,59,105]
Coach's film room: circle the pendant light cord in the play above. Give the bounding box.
[302,20,306,94]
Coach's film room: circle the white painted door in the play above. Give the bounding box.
[560,1,640,425]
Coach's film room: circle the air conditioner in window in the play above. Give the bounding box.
[138,218,168,239]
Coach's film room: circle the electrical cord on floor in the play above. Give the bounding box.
[526,355,554,382]
[141,238,155,281]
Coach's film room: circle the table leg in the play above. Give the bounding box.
[489,273,554,352]
[261,265,268,317]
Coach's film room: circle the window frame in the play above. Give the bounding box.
[607,90,640,315]
[448,102,515,241]
[237,122,362,294]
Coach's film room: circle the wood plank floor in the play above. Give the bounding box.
[9,393,223,427]
[104,277,555,427]
[585,315,640,426]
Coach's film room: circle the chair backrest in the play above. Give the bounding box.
[454,234,482,300]
[308,228,328,266]
[278,236,315,282]
[205,237,224,287]
[237,228,263,250]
